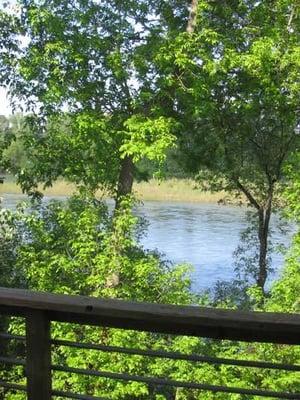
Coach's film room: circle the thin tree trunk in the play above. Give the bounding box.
[257,208,268,290]
[257,192,273,290]
[115,155,134,208]
[235,179,274,291]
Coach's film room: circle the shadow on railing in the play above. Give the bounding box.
[0,287,299,399]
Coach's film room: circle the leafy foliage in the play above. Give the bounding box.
[1,0,191,198]
[16,195,193,303]
[3,195,195,398]
[168,0,300,290]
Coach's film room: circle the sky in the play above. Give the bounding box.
[0,88,12,116]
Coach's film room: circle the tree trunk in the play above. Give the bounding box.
[235,179,274,291]
[115,155,134,208]
[187,0,198,33]
[257,195,273,291]
[106,156,134,288]
[257,209,268,290]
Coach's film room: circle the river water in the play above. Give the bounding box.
[1,194,293,292]
[137,201,291,291]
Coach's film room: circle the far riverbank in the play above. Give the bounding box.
[0,177,229,203]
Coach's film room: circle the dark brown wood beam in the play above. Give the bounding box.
[0,287,299,344]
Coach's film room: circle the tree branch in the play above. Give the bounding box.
[287,5,296,31]
[235,179,261,210]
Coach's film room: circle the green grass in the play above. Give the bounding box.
[0,177,226,203]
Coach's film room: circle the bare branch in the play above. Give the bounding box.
[287,4,296,31]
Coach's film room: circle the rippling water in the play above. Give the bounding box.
[137,202,291,291]
[1,194,292,292]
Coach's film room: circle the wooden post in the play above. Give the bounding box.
[26,310,52,400]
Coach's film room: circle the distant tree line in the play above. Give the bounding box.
[0,113,188,180]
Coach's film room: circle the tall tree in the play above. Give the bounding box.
[3,0,192,205]
[172,0,300,291]
[0,5,20,170]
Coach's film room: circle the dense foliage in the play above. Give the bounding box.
[1,195,195,399]
[1,0,192,202]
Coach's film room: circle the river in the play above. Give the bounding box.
[0,194,293,292]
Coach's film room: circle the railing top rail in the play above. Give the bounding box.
[0,287,299,344]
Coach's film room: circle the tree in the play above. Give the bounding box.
[171,0,300,291]
[0,3,24,173]
[0,115,12,171]
[1,0,194,205]
[0,113,29,173]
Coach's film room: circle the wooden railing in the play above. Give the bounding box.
[0,287,299,399]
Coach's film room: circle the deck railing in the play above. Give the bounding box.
[0,287,299,399]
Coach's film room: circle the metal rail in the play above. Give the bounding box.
[51,364,300,399]
[52,337,300,371]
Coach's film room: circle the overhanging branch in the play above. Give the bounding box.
[235,179,260,210]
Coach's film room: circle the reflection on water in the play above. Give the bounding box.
[1,194,292,292]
